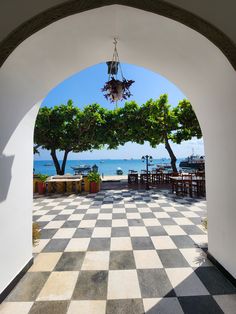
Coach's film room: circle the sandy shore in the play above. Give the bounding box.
[102,175,128,181]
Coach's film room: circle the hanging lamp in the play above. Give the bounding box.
[102,38,135,104]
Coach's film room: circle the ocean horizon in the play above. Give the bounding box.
[34,158,184,176]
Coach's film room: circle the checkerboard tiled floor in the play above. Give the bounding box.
[1,189,236,314]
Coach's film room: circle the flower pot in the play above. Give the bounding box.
[90,182,100,193]
[106,61,119,75]
[109,81,123,101]
[38,182,46,194]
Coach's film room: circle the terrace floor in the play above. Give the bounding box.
[1,189,236,313]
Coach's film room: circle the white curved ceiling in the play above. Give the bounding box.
[0,0,235,44]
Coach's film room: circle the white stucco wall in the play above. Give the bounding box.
[0,101,40,293]
[0,5,235,293]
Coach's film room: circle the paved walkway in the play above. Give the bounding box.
[1,189,236,313]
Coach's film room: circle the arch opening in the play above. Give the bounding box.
[0,4,236,300]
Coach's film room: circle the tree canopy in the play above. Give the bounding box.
[34,100,107,174]
[34,96,202,174]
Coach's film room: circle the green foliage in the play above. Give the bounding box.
[37,174,48,182]
[34,101,107,174]
[34,96,202,174]
[139,95,178,147]
[87,171,101,183]
[202,217,208,230]
[172,99,202,144]
[32,222,41,246]
[34,100,81,152]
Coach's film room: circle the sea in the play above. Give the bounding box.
[34,158,183,176]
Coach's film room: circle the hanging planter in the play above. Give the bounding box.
[102,76,134,102]
[106,61,119,75]
[102,39,135,104]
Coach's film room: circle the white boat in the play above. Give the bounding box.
[116,167,123,175]
[179,155,205,170]
[71,164,91,174]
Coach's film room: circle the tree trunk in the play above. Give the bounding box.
[61,150,70,175]
[50,149,62,175]
[164,135,178,173]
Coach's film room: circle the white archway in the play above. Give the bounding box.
[0,5,236,295]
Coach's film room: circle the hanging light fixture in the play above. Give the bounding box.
[102,38,135,104]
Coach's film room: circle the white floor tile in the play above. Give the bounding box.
[107,270,141,299]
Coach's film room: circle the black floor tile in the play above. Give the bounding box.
[181,225,205,235]
[111,227,130,237]
[171,235,196,248]
[140,212,156,219]
[189,217,202,225]
[146,226,168,236]
[42,239,70,252]
[95,220,112,227]
[6,272,50,301]
[29,301,69,314]
[83,214,98,220]
[52,215,70,221]
[54,252,85,271]
[106,299,144,314]
[88,238,110,251]
[72,271,108,300]
[109,251,136,270]
[112,213,126,219]
[131,237,155,250]
[167,212,185,218]
[158,218,177,225]
[178,295,224,314]
[100,208,113,213]
[128,219,144,226]
[62,221,80,228]
[138,269,175,298]
[40,229,58,239]
[126,208,139,213]
[73,209,87,214]
[73,228,93,238]
[158,249,190,268]
[151,207,164,212]
[113,204,125,208]
[195,267,236,295]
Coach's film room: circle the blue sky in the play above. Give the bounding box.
[35,63,204,160]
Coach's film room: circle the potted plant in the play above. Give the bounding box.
[32,222,41,246]
[37,174,48,194]
[102,76,134,103]
[87,171,101,193]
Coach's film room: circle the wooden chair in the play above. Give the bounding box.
[152,171,163,184]
[128,173,138,184]
[140,171,151,184]
[181,174,193,196]
[192,176,205,197]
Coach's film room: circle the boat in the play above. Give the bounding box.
[116,167,123,175]
[179,155,205,170]
[156,163,172,170]
[71,164,91,175]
